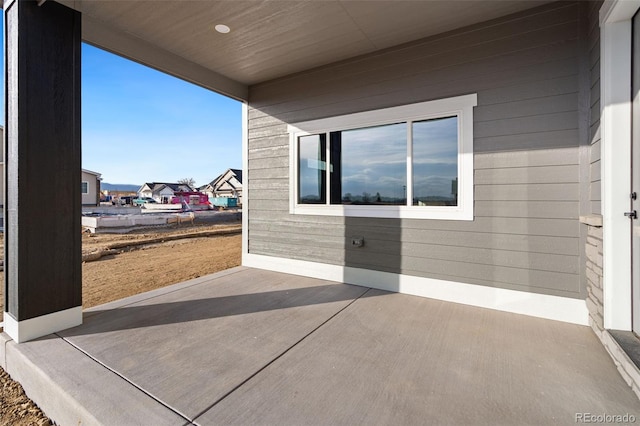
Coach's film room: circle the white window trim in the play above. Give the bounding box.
[600,0,640,330]
[288,94,477,220]
[81,181,89,194]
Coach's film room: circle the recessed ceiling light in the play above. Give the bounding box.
[215,24,231,34]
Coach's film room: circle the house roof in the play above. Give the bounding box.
[230,169,242,185]
[57,1,552,101]
[82,168,102,178]
[207,169,243,189]
[142,182,194,192]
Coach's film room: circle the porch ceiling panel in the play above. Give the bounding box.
[58,0,552,100]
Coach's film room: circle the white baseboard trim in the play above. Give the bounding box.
[243,253,589,326]
[4,306,82,343]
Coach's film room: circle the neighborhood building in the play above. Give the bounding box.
[7,0,640,421]
[81,169,101,206]
[137,182,193,203]
[198,168,243,205]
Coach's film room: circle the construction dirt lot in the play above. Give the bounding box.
[0,217,242,425]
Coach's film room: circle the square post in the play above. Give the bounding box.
[3,0,82,342]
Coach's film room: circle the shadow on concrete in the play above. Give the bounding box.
[60,283,381,337]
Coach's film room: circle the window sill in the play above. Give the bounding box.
[292,204,473,220]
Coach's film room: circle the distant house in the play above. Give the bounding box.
[81,169,102,206]
[199,169,243,205]
[138,182,193,203]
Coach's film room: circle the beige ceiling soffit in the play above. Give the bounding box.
[82,15,248,102]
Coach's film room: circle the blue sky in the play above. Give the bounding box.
[82,44,242,187]
[0,19,242,188]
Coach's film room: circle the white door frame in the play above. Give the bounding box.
[601,0,640,330]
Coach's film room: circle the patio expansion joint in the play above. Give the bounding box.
[55,332,195,425]
[190,286,374,423]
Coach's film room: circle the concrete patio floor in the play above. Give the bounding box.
[1,266,640,425]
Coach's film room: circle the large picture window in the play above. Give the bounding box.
[289,94,476,220]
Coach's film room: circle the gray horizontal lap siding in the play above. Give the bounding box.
[588,0,602,215]
[247,2,588,298]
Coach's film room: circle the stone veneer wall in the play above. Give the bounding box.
[583,215,604,332]
[581,215,640,399]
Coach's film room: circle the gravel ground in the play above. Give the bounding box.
[0,368,52,426]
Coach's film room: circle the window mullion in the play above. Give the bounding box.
[325,132,330,206]
[406,121,413,207]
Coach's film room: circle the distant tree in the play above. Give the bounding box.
[177,177,196,188]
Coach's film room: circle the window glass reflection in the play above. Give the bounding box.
[412,116,458,206]
[298,134,326,204]
[331,123,406,205]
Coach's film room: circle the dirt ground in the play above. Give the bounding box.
[80,224,241,308]
[0,367,51,426]
[0,221,242,425]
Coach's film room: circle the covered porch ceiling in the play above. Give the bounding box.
[58,0,552,101]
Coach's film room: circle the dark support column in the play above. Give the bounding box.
[4,0,82,342]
